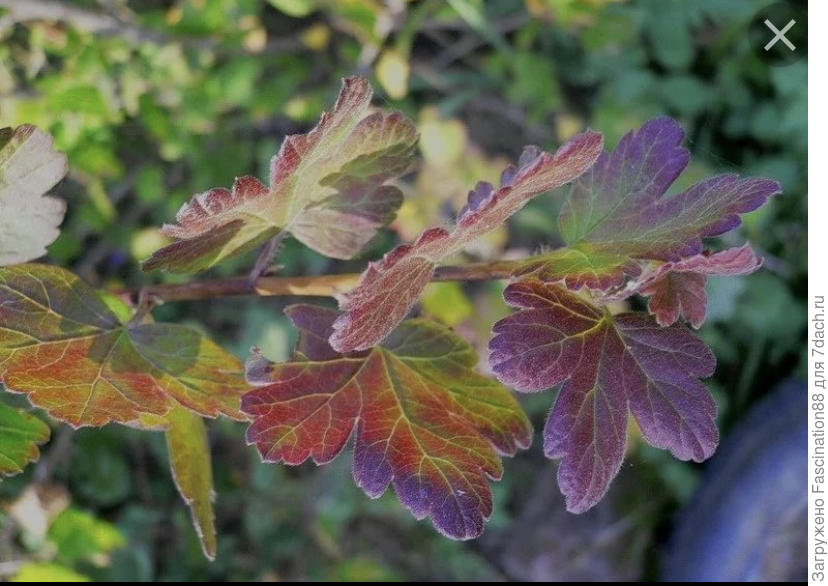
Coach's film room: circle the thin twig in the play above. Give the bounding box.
[129,288,161,325]
[126,259,521,304]
[246,231,287,290]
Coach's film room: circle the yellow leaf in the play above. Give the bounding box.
[375,49,410,100]
[165,406,217,561]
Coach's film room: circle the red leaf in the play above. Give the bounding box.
[243,304,531,539]
[331,131,604,352]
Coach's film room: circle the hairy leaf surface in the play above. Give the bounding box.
[629,244,761,328]
[0,400,50,478]
[489,279,717,513]
[520,117,780,300]
[143,77,417,272]
[331,130,603,352]
[0,125,67,266]
[243,304,531,539]
[0,264,247,427]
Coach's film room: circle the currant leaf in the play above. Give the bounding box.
[330,130,604,352]
[0,264,247,427]
[243,304,531,539]
[519,117,780,297]
[0,400,50,478]
[489,279,717,513]
[0,125,67,266]
[143,77,417,273]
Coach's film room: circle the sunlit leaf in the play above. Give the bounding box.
[165,405,217,561]
[0,264,247,427]
[143,77,417,272]
[0,400,50,478]
[0,125,67,265]
[375,49,410,99]
[489,279,717,513]
[48,507,126,565]
[331,131,603,352]
[243,304,531,539]
[12,562,90,582]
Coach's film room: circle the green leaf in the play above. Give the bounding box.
[11,562,90,582]
[48,508,126,565]
[0,400,49,478]
[165,405,217,561]
[267,0,315,18]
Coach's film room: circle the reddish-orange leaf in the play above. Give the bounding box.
[243,304,531,539]
[0,264,247,428]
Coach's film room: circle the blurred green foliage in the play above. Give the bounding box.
[0,0,805,581]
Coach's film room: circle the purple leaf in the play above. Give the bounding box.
[631,244,762,328]
[558,117,780,262]
[489,279,718,512]
[516,117,779,327]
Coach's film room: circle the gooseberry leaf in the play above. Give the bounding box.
[331,130,604,352]
[243,304,531,539]
[489,279,717,513]
[164,405,217,561]
[519,117,780,294]
[0,264,247,427]
[143,77,417,273]
[0,400,50,478]
[626,244,762,328]
[0,125,67,266]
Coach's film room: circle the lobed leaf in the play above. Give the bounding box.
[628,244,761,328]
[0,400,50,478]
[0,125,67,266]
[519,117,780,323]
[164,405,217,561]
[243,304,531,539]
[489,279,717,513]
[0,264,247,427]
[558,117,779,260]
[331,130,604,352]
[143,77,417,273]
